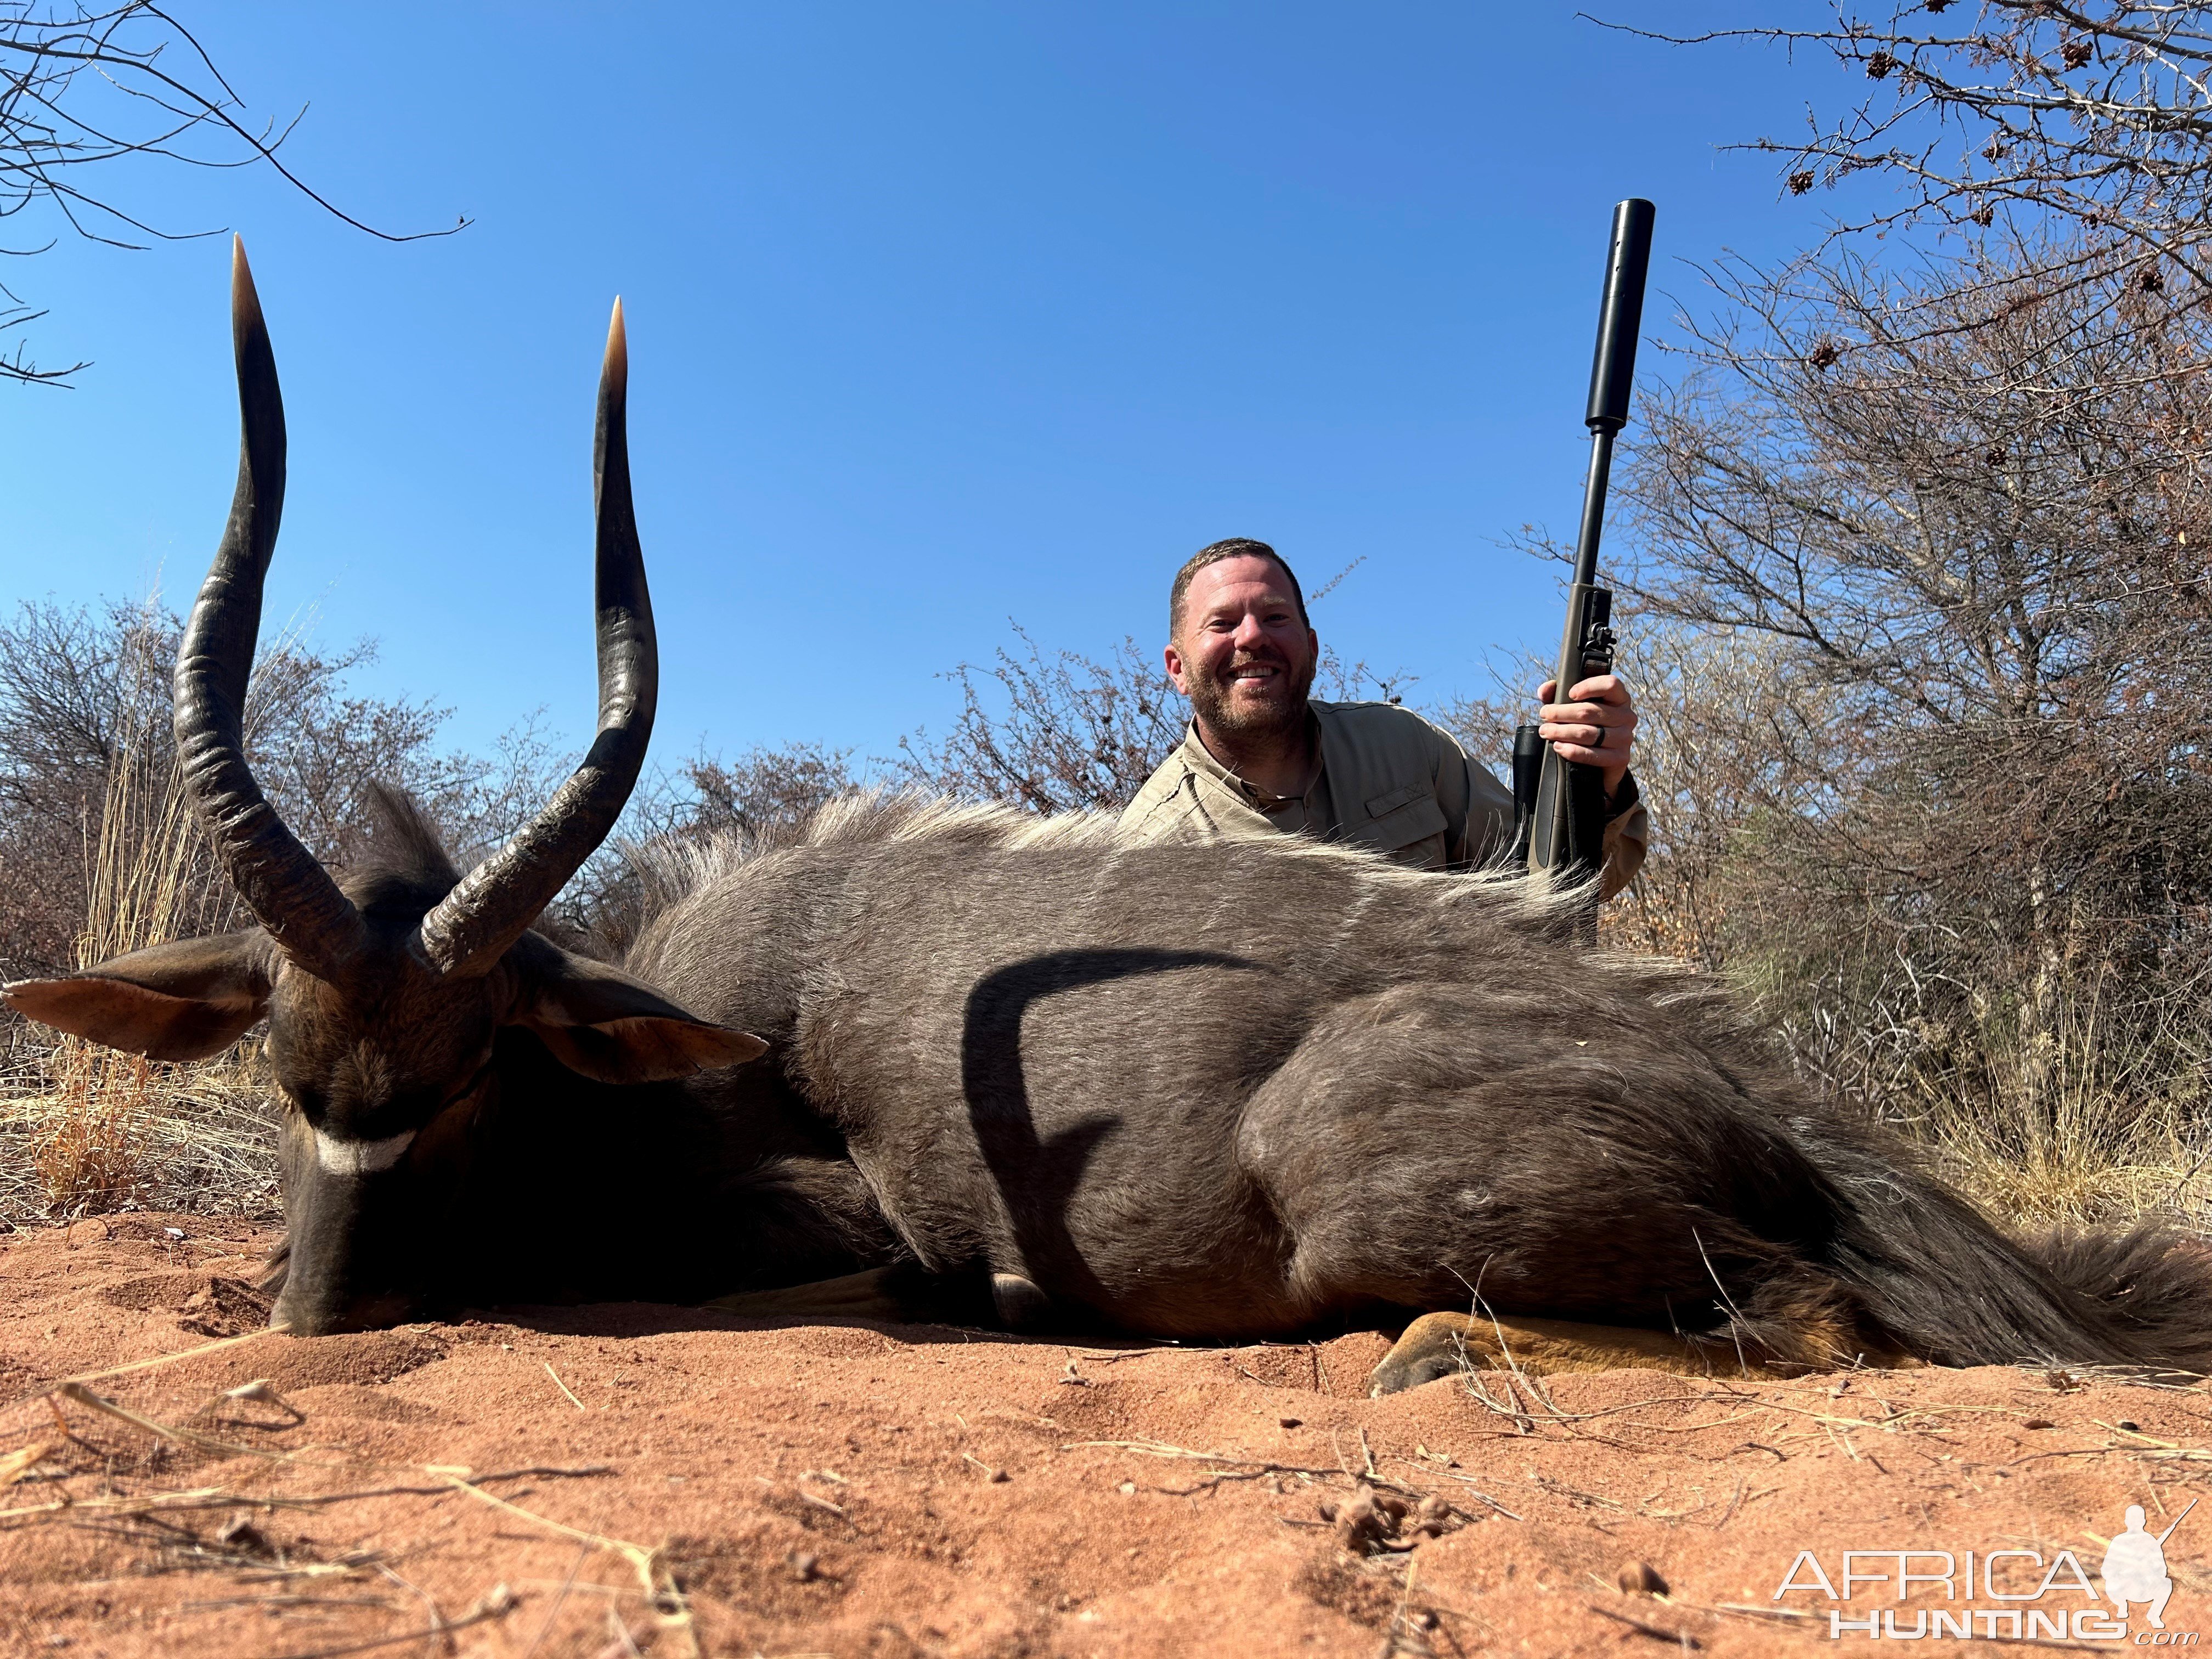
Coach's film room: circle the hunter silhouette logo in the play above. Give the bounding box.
[2104,1500,2193,1632]
[1774,1499,2200,1643]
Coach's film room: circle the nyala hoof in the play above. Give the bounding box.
[991,1271,1056,1333]
[1370,1310,1484,1396]
[1353,1353,1460,1398]
[1368,1348,1462,1396]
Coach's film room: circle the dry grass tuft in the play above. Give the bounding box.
[0,683,280,1227]
[0,1034,279,1227]
[26,1040,156,1212]
[1889,964,2212,1236]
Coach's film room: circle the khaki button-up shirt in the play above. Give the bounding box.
[1118,699,1647,898]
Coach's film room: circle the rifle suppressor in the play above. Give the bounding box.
[1516,198,1654,924]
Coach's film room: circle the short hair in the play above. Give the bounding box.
[1168,538,1308,641]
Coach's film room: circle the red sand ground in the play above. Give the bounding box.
[2,1215,2209,1657]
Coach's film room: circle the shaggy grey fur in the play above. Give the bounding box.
[595,793,2212,1370]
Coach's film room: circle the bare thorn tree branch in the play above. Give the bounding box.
[1595,3,2212,302]
[1,1,467,385]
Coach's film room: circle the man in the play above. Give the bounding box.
[1120,538,1647,895]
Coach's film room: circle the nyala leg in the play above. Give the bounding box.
[1369,1311,1768,1394]
[1368,1302,1926,1393]
[705,1261,994,1326]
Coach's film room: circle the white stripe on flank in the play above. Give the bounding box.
[313,1128,416,1176]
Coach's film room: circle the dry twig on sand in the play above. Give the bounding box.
[442,1475,699,1658]
[1065,1437,1514,1525]
[10,1375,680,1654]
[246,1584,518,1659]
[1588,1600,1704,1649]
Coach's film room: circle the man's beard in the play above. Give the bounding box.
[1184,647,1317,747]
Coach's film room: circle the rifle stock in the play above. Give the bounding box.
[1516,198,1654,933]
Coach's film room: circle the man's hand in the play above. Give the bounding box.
[1537,673,1636,800]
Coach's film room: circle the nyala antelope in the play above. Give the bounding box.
[10,244,2212,1393]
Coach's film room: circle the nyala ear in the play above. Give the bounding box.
[3,933,274,1061]
[503,934,766,1085]
[531,1014,767,1085]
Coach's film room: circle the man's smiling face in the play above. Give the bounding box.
[1166,554,1319,745]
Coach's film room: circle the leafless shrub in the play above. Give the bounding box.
[1450,610,2212,1229]
[891,628,1185,814]
[568,743,868,957]
[682,742,865,847]
[0,597,522,979]
[1543,229,2212,1227]
[1613,3,2212,301]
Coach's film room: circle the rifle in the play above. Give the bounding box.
[2157,1496,2198,1545]
[1509,198,1655,932]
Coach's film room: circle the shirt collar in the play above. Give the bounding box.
[1178,714,1322,811]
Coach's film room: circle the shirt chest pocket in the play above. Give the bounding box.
[1359,783,1449,859]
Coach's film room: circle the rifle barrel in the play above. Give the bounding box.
[2158,1495,2197,1544]
[1569,427,1618,592]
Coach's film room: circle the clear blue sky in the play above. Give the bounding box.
[5,5,1852,769]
